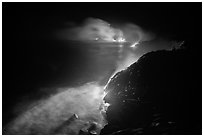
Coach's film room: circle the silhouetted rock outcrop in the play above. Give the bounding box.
[101,47,201,135]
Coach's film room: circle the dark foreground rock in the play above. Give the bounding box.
[101,47,201,135]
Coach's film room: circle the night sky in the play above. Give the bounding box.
[3,2,202,129]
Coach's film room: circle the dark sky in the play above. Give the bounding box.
[3,2,202,126]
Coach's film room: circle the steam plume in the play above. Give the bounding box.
[5,82,107,134]
[58,17,154,45]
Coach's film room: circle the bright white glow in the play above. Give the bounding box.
[130,41,139,48]
[117,37,126,43]
[112,37,126,43]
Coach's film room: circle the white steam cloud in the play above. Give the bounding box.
[58,17,154,45]
[58,18,124,43]
[121,23,155,44]
[5,82,108,135]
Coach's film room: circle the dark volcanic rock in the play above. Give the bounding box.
[101,48,201,135]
